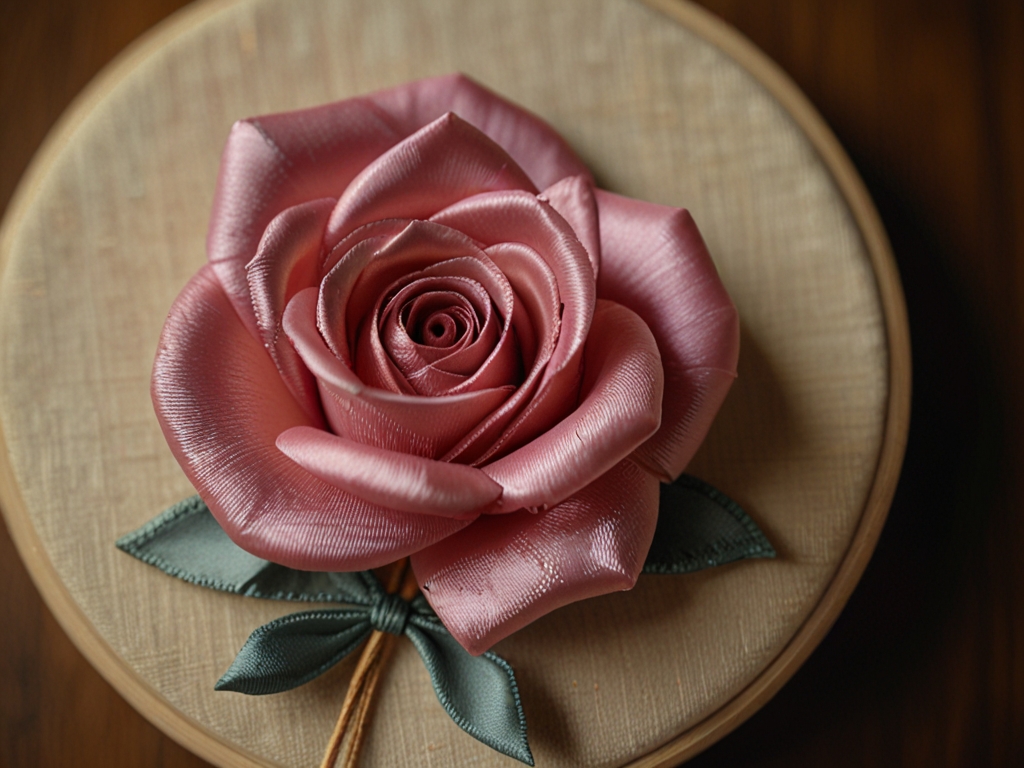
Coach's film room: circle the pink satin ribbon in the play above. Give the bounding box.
[152,74,739,653]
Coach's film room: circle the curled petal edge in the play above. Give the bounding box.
[595,189,740,481]
[277,427,501,518]
[481,300,663,513]
[246,197,336,424]
[541,175,600,279]
[325,112,537,249]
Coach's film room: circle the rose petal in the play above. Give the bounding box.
[411,457,660,655]
[207,99,403,337]
[246,198,335,423]
[483,242,559,374]
[325,113,537,249]
[152,266,470,570]
[370,73,591,190]
[285,288,513,459]
[432,191,594,461]
[541,175,600,278]
[481,300,663,513]
[276,427,501,518]
[595,190,740,481]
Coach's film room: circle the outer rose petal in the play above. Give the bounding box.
[541,175,600,278]
[325,113,537,249]
[208,99,403,337]
[152,265,470,570]
[411,458,660,655]
[276,427,501,518]
[370,73,591,190]
[595,190,740,481]
[481,300,663,513]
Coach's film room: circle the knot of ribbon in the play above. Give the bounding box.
[369,591,411,635]
[213,561,534,767]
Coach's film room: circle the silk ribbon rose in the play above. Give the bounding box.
[153,74,739,654]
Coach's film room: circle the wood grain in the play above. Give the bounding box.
[1,0,1018,766]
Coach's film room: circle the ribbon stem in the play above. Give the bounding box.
[320,559,414,768]
[341,635,393,768]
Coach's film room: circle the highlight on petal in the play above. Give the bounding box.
[369,73,591,190]
[284,288,513,459]
[481,300,663,513]
[595,190,740,481]
[541,175,600,278]
[276,427,501,518]
[411,458,660,655]
[246,198,335,423]
[207,99,404,336]
[152,266,470,571]
[325,113,536,249]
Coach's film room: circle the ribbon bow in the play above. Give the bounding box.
[117,498,533,764]
[117,476,774,766]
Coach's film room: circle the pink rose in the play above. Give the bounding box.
[153,75,738,653]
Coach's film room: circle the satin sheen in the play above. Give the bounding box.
[152,74,739,653]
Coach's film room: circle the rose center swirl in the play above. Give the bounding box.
[367,271,519,397]
[402,291,477,348]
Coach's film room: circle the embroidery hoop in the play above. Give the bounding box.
[0,0,910,765]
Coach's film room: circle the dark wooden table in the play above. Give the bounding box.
[2,1,1022,765]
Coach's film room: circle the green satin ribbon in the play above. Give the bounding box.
[116,474,773,766]
[117,499,533,763]
[644,474,775,574]
[212,577,533,765]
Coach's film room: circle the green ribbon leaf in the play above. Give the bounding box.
[215,610,372,695]
[406,614,534,766]
[643,474,775,574]
[116,496,375,604]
